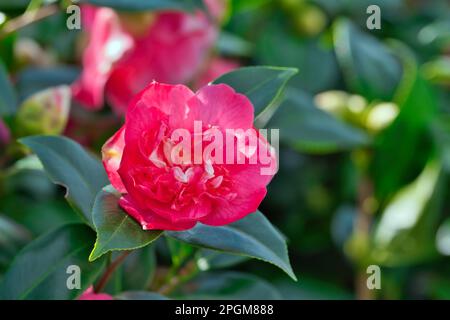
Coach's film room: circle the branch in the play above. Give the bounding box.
[94,251,131,293]
[0,4,60,39]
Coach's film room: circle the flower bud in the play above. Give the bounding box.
[365,102,399,132]
[315,90,369,128]
[15,86,71,137]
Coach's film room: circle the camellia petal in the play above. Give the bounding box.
[102,125,126,193]
[189,83,254,130]
[78,287,113,300]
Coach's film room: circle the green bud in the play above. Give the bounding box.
[315,90,368,127]
[364,102,399,132]
[15,86,71,137]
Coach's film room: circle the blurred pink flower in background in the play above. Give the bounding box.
[0,119,10,146]
[72,2,219,114]
[102,82,277,231]
[78,287,113,300]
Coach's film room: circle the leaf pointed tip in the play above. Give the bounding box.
[88,245,104,262]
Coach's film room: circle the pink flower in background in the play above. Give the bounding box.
[78,287,113,300]
[72,7,133,108]
[195,57,240,89]
[102,82,277,231]
[0,119,10,146]
[72,3,217,114]
[204,0,228,22]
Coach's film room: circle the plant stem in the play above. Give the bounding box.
[354,175,374,300]
[94,251,131,293]
[0,4,60,39]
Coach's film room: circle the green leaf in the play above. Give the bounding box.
[116,291,169,300]
[267,89,370,153]
[0,224,106,300]
[120,246,157,291]
[167,211,296,280]
[102,246,157,295]
[89,186,162,261]
[255,19,339,94]
[213,66,298,120]
[436,218,450,256]
[333,18,402,101]
[370,47,437,200]
[0,215,32,271]
[0,59,17,116]
[431,116,450,173]
[17,66,79,101]
[81,0,205,11]
[176,272,282,299]
[373,161,443,266]
[196,249,249,270]
[19,136,109,226]
[217,32,253,57]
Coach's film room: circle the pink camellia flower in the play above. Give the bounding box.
[72,3,217,114]
[78,287,113,300]
[102,82,277,231]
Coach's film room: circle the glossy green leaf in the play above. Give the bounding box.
[255,19,339,94]
[431,116,450,173]
[213,66,298,120]
[121,246,157,291]
[81,0,205,11]
[333,18,402,101]
[373,161,443,266]
[0,224,106,300]
[167,211,296,280]
[370,49,437,201]
[177,272,282,299]
[17,67,79,101]
[19,136,109,226]
[89,186,162,261]
[268,89,369,153]
[0,59,17,116]
[0,215,32,271]
[196,249,249,270]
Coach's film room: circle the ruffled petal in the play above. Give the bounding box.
[101,125,126,193]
